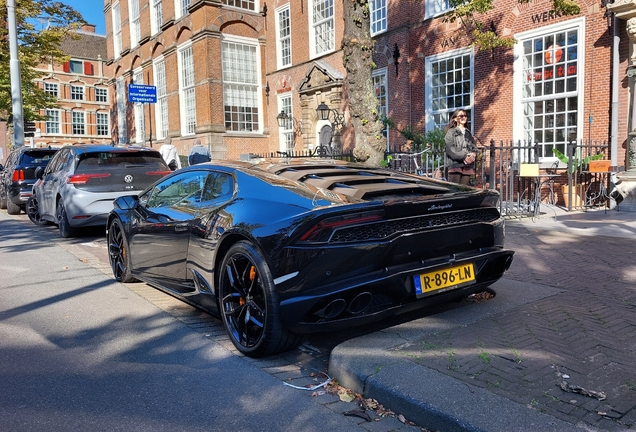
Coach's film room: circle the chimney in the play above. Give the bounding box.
[81,24,96,33]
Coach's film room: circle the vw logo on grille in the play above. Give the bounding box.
[124,175,134,183]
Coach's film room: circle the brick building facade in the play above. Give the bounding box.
[32,24,110,148]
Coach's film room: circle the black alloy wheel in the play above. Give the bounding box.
[108,218,136,283]
[56,201,77,238]
[26,195,47,226]
[219,241,301,357]
[0,184,7,210]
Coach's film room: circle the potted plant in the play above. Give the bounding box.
[552,148,605,207]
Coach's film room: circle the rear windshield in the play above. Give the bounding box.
[76,152,166,172]
[20,151,57,166]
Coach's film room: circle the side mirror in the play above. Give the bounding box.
[34,166,43,179]
[113,195,139,211]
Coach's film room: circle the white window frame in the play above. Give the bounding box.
[278,93,294,153]
[370,0,387,36]
[72,111,86,135]
[426,0,452,19]
[112,2,122,58]
[95,87,108,103]
[513,18,585,161]
[97,112,109,136]
[133,68,146,144]
[175,0,190,19]
[178,42,197,135]
[44,82,59,97]
[71,85,84,101]
[222,35,262,133]
[425,47,474,132]
[116,77,128,143]
[373,67,389,149]
[45,109,60,134]
[151,0,163,35]
[309,0,335,58]
[276,5,292,69]
[129,0,140,48]
[222,0,256,12]
[154,57,169,140]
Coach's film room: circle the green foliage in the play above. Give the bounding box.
[444,0,580,51]
[0,0,84,121]
[552,148,605,174]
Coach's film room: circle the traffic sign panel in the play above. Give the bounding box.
[128,84,157,103]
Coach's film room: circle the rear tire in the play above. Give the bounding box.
[56,201,77,238]
[218,241,301,357]
[26,195,48,225]
[6,197,21,215]
[108,218,137,283]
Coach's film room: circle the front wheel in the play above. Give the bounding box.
[6,197,21,215]
[218,241,301,357]
[56,201,77,238]
[26,195,48,225]
[108,218,137,283]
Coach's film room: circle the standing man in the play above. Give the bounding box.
[188,139,211,166]
[159,138,181,170]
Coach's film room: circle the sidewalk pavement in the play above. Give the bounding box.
[330,205,636,432]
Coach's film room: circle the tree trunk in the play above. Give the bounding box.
[342,0,386,166]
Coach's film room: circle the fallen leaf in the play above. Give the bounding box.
[398,414,406,423]
[339,392,355,403]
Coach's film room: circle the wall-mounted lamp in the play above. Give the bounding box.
[264,82,270,99]
[316,102,345,129]
[392,43,401,77]
[261,3,267,16]
[276,110,303,147]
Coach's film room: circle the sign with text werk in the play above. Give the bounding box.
[128,84,157,103]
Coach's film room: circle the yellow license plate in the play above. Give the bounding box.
[414,263,475,295]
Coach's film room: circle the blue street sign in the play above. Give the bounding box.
[128,84,157,103]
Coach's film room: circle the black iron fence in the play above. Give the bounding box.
[249,139,613,218]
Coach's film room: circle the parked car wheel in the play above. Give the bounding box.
[26,195,48,226]
[0,185,7,210]
[219,241,301,357]
[57,201,77,238]
[6,197,21,215]
[108,218,137,283]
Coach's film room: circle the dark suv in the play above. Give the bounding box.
[0,146,58,215]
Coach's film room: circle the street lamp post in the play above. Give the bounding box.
[315,102,345,155]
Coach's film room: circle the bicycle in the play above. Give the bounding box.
[389,148,446,180]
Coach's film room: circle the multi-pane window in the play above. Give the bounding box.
[222,40,260,132]
[521,27,580,158]
[44,82,58,96]
[277,6,291,68]
[96,87,108,103]
[426,49,473,131]
[71,85,84,101]
[72,111,85,135]
[70,60,83,74]
[278,94,293,152]
[373,69,388,140]
[426,0,451,18]
[176,0,190,18]
[97,112,109,136]
[222,0,255,12]
[155,59,169,139]
[311,0,334,57]
[133,70,145,144]
[179,45,197,135]
[45,110,60,134]
[116,77,128,143]
[112,2,122,57]
[129,0,140,47]
[370,0,387,36]
[151,0,163,35]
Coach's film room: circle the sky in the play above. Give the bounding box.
[63,0,106,35]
